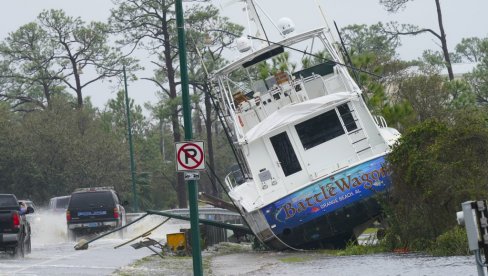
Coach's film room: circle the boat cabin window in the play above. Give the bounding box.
[338,103,357,132]
[295,109,344,150]
[270,132,302,176]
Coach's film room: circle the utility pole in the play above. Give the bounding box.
[175,1,203,275]
[123,66,138,212]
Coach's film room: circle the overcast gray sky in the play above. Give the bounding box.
[1,0,487,112]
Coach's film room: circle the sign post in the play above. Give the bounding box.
[175,1,203,275]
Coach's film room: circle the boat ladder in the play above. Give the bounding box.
[337,104,372,157]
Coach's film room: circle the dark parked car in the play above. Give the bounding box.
[0,194,33,257]
[66,187,126,241]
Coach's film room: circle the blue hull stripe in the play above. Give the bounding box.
[262,156,391,234]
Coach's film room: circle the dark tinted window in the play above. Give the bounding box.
[295,109,344,150]
[56,197,70,209]
[0,195,17,207]
[338,103,357,132]
[270,132,302,176]
[69,191,115,209]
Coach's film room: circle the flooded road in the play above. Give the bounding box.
[0,212,185,276]
[210,251,479,276]
[0,239,151,276]
[1,211,482,276]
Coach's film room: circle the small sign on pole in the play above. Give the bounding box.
[184,171,200,181]
[176,141,205,171]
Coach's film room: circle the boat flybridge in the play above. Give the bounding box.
[211,2,400,250]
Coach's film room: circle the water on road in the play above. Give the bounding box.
[0,211,182,276]
[1,211,483,276]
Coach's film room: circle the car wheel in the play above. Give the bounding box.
[26,235,32,254]
[13,237,25,258]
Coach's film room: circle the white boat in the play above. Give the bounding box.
[212,0,400,249]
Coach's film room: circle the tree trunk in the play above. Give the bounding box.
[161,9,187,208]
[435,0,454,81]
[70,58,83,108]
[42,82,51,109]
[159,117,165,158]
[192,85,203,137]
[204,86,218,196]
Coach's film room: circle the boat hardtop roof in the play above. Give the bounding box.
[244,91,359,142]
[212,27,327,77]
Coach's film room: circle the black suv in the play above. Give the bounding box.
[66,187,126,241]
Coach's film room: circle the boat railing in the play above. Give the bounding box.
[224,168,246,191]
[228,71,351,129]
[373,115,388,128]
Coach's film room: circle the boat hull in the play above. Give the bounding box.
[250,155,391,249]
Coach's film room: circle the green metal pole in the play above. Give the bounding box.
[175,1,203,275]
[123,66,138,212]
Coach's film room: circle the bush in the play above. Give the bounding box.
[382,109,488,254]
[429,226,470,256]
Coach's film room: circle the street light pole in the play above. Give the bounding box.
[175,1,203,275]
[123,66,138,212]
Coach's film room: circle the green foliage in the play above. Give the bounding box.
[0,98,130,203]
[301,50,331,69]
[396,74,449,122]
[429,226,469,256]
[455,37,486,63]
[253,52,296,81]
[466,39,488,105]
[0,9,137,111]
[384,111,488,253]
[337,243,387,256]
[341,23,399,63]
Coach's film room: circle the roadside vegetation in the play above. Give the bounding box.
[0,0,486,257]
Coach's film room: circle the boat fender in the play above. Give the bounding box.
[238,115,244,127]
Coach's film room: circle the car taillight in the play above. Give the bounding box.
[66,210,71,222]
[113,207,119,219]
[12,212,20,228]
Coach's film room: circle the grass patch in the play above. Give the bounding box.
[205,242,253,255]
[319,242,388,256]
[279,256,310,263]
[362,228,379,234]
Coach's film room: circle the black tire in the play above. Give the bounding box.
[12,237,25,258]
[26,235,32,254]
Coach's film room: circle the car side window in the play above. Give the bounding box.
[113,192,119,204]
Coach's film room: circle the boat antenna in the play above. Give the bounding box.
[315,0,331,32]
[246,0,270,46]
[333,21,361,86]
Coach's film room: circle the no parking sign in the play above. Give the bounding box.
[175,141,205,171]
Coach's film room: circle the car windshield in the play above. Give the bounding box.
[69,191,114,209]
[56,197,70,209]
[0,195,18,207]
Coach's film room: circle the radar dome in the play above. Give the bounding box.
[278,17,295,36]
[236,36,251,53]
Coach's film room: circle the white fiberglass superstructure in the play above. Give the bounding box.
[212,0,400,249]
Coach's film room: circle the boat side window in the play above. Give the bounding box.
[295,109,344,150]
[338,103,357,132]
[270,132,302,176]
